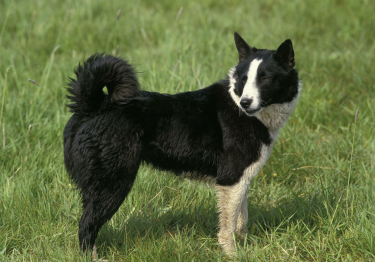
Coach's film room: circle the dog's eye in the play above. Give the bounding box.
[261,75,268,82]
[241,76,247,86]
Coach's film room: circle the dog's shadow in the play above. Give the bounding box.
[246,189,336,237]
[95,197,219,254]
[95,188,337,255]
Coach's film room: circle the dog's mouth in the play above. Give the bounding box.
[243,107,262,116]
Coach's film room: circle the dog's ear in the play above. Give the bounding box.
[234,32,256,62]
[275,39,295,68]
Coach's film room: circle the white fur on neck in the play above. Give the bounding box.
[256,82,301,140]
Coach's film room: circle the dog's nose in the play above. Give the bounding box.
[240,98,252,109]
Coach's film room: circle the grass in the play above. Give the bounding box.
[0,0,374,260]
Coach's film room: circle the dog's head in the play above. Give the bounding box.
[228,32,300,116]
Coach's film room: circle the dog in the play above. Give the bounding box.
[63,32,300,254]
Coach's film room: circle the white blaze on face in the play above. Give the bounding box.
[241,59,263,110]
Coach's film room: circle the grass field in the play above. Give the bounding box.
[1,0,374,261]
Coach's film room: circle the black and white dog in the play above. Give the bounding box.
[64,32,300,254]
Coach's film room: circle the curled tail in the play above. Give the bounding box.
[67,53,140,115]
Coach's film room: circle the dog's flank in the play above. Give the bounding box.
[64,32,300,255]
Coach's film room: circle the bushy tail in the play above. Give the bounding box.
[67,53,140,115]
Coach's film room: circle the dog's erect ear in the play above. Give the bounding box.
[234,32,256,62]
[275,39,295,68]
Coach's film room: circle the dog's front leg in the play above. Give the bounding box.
[216,180,248,254]
[236,187,249,239]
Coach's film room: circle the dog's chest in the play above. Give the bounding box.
[240,97,300,184]
[240,142,274,186]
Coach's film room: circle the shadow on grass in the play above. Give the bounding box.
[95,197,219,255]
[94,186,342,256]
[247,188,339,237]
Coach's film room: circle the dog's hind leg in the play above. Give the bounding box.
[216,180,249,254]
[78,166,139,253]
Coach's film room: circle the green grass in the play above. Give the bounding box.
[1,0,374,261]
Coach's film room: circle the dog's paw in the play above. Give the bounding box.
[218,231,237,255]
[92,245,109,262]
